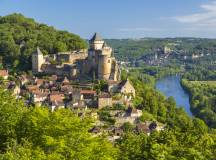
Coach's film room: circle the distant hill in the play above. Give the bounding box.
[106,38,216,62]
[0,13,87,71]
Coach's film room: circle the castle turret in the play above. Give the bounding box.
[98,55,112,80]
[89,33,104,50]
[101,42,112,56]
[32,47,44,73]
[85,32,121,81]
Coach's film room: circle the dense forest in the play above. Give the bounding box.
[0,13,87,71]
[183,65,216,81]
[181,80,216,128]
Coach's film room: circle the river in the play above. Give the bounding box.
[156,76,192,116]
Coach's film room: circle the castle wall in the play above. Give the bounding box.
[70,53,88,63]
[57,52,87,64]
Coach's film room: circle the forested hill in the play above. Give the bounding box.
[106,38,216,61]
[0,13,87,71]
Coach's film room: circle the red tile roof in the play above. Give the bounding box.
[0,70,8,77]
[50,94,64,102]
[80,90,96,95]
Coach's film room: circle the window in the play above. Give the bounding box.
[108,60,111,63]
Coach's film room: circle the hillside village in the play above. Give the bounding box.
[0,33,164,141]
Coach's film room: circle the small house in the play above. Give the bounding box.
[118,79,135,97]
[98,92,112,109]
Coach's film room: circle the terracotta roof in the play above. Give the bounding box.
[80,90,96,95]
[0,70,8,77]
[36,79,45,85]
[50,93,64,102]
[26,85,39,92]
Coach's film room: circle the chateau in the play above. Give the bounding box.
[32,33,121,81]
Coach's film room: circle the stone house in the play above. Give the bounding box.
[67,99,87,111]
[98,92,112,109]
[80,90,97,107]
[49,93,65,112]
[118,79,135,97]
[32,91,48,104]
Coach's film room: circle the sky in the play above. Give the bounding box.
[1,0,216,39]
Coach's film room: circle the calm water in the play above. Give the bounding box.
[156,76,192,116]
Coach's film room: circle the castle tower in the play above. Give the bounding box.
[101,42,112,56]
[32,47,44,73]
[98,55,112,80]
[89,32,104,50]
[87,33,105,74]
[85,32,121,81]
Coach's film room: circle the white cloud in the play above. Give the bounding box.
[173,1,216,27]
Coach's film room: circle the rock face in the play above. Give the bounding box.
[32,33,121,82]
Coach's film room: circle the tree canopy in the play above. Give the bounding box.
[0,13,87,71]
[0,89,118,160]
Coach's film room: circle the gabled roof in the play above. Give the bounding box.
[90,32,103,41]
[33,47,43,55]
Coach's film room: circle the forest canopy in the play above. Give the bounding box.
[0,13,87,71]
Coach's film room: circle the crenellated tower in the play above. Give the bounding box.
[87,33,120,81]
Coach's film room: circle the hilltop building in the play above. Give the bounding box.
[32,33,121,81]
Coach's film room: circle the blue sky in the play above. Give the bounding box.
[0,0,216,38]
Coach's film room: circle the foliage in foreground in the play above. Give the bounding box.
[0,84,215,159]
[0,89,118,160]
